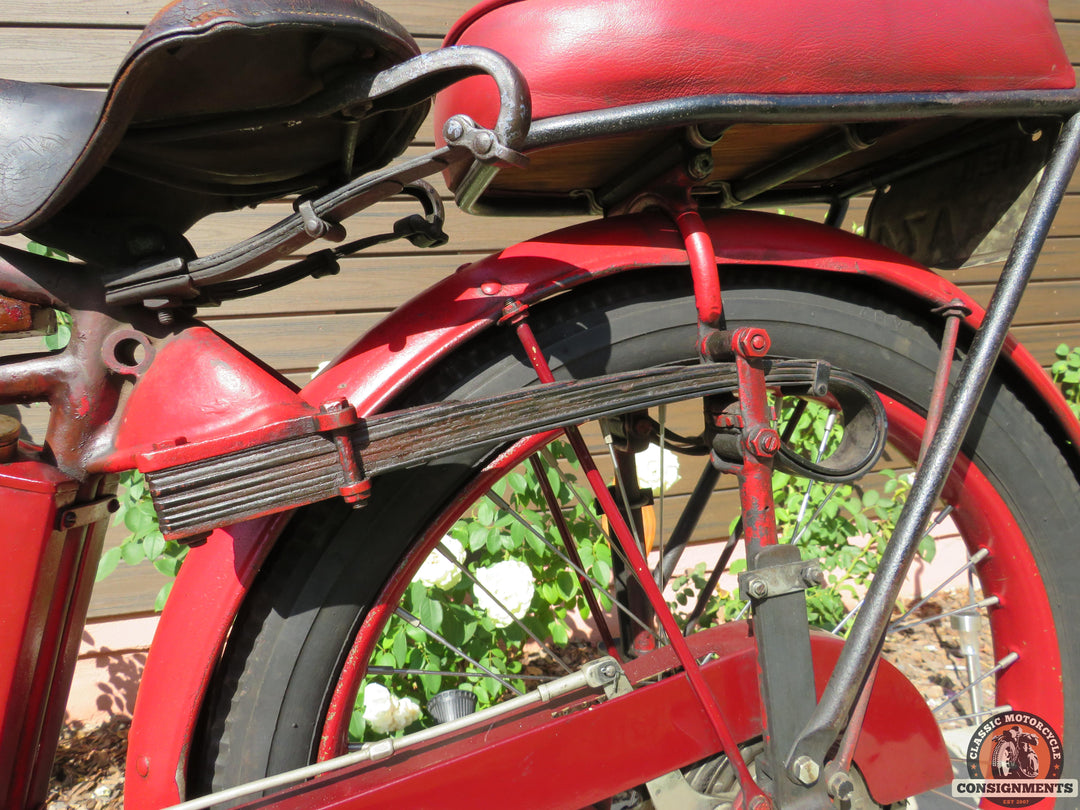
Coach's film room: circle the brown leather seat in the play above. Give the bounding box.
[0,0,425,263]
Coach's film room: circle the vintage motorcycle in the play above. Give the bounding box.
[2,0,1079,808]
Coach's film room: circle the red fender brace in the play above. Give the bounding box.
[125,209,1080,808]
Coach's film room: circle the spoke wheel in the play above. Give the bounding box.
[191,269,1080,807]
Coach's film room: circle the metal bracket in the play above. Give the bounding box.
[442,114,529,168]
[739,559,824,602]
[647,771,734,810]
[55,496,119,531]
[296,199,346,242]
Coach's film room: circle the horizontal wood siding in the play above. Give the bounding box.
[2,1,1079,617]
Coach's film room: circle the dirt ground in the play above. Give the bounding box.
[47,591,991,808]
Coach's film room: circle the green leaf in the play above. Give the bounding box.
[348,709,366,742]
[143,530,166,560]
[96,547,122,582]
[556,569,577,600]
[418,596,443,632]
[392,628,408,668]
[548,618,569,645]
[917,535,937,563]
[153,555,182,577]
[154,581,173,611]
[121,541,146,565]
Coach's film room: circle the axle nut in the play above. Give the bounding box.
[790,755,820,786]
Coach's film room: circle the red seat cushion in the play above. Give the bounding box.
[435,0,1074,132]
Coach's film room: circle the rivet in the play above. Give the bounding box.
[480,281,501,296]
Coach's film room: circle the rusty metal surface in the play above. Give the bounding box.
[145,361,829,540]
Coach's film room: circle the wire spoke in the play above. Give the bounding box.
[434,542,574,674]
[394,607,524,696]
[832,508,961,635]
[932,652,1018,716]
[367,666,558,682]
[541,447,637,574]
[485,491,657,639]
[939,705,1013,725]
[889,596,998,634]
[791,483,841,545]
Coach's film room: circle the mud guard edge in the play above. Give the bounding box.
[126,208,1069,808]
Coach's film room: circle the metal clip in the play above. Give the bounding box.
[297,199,347,242]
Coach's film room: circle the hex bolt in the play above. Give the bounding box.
[732,327,771,358]
[827,771,855,801]
[746,427,781,457]
[688,152,714,180]
[790,755,820,786]
[801,565,826,588]
[444,117,465,142]
[746,577,769,600]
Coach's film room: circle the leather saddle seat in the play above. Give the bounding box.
[0,0,425,264]
[434,0,1076,200]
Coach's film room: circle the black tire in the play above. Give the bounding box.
[191,267,1080,801]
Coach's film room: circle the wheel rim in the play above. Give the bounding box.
[315,391,1062,802]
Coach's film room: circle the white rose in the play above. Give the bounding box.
[362,682,421,734]
[474,560,535,628]
[635,443,680,494]
[413,536,465,590]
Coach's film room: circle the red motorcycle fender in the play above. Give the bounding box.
[126,209,1076,808]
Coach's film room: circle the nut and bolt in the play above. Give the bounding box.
[746,577,769,600]
[801,565,826,588]
[444,117,465,142]
[826,771,855,801]
[790,755,820,786]
[733,327,770,358]
[688,152,714,180]
[745,426,781,457]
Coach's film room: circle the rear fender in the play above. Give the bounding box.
[126,209,1073,808]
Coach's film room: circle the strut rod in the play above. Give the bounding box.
[787,109,1080,779]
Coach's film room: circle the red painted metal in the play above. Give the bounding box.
[127,209,1077,808]
[0,460,112,809]
[124,514,291,809]
[675,208,724,328]
[729,327,780,559]
[103,326,317,473]
[436,0,1072,138]
[302,211,1080,452]
[230,627,948,810]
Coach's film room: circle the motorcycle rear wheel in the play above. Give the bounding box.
[191,267,1080,805]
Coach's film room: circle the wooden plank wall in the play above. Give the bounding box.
[3,0,1080,617]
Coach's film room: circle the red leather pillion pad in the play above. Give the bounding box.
[435,0,1074,133]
